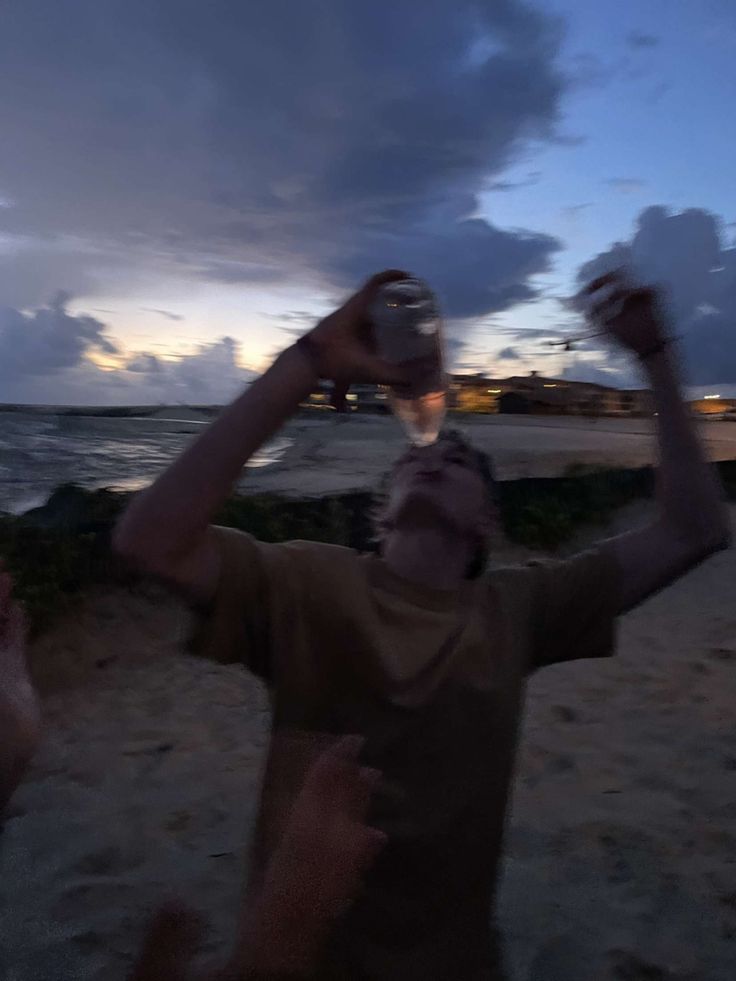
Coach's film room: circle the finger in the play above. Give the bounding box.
[128,902,205,981]
[361,269,410,294]
[583,269,626,295]
[346,766,383,821]
[589,288,629,323]
[366,828,388,865]
[352,354,409,386]
[331,734,366,761]
[347,270,410,319]
[358,827,388,869]
[4,602,27,650]
[628,286,658,305]
[300,735,364,803]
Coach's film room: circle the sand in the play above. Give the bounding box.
[237,414,736,495]
[2,507,735,980]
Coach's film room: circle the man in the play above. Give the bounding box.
[114,270,731,979]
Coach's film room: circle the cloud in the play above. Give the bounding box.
[0,0,567,319]
[604,178,647,194]
[140,308,184,322]
[626,32,660,50]
[498,346,521,360]
[328,217,561,318]
[266,310,319,330]
[0,293,117,383]
[561,356,638,389]
[574,206,736,385]
[110,336,254,403]
[126,353,163,374]
[561,203,592,219]
[486,171,542,192]
[0,290,256,404]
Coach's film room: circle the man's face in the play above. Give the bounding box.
[384,438,492,540]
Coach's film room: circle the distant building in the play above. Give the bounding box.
[303,371,655,417]
[689,397,736,418]
[450,371,653,417]
[301,382,389,412]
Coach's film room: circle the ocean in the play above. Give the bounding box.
[0,409,292,515]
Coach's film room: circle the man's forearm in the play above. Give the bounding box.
[645,347,730,547]
[114,343,316,563]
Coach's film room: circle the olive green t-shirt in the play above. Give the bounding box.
[193,527,621,980]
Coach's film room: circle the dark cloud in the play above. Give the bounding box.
[328,217,561,318]
[486,171,542,192]
[626,32,660,49]
[574,206,736,385]
[0,0,566,319]
[127,336,256,402]
[126,353,163,374]
[498,346,521,360]
[0,293,117,383]
[140,308,184,322]
[0,322,254,405]
[604,178,647,194]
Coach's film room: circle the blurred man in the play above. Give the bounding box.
[115,271,730,979]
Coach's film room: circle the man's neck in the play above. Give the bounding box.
[382,529,470,591]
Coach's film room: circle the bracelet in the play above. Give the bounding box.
[296,333,322,378]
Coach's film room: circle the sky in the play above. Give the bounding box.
[0,0,734,405]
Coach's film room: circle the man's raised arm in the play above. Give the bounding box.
[585,274,731,613]
[112,270,407,603]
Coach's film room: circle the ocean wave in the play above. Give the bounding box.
[0,411,294,514]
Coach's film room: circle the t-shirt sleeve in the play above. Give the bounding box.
[188,525,285,681]
[526,543,622,673]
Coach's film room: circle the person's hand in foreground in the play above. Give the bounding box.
[582,270,730,613]
[584,270,667,357]
[0,562,41,812]
[129,735,386,980]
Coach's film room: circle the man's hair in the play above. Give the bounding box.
[372,429,498,578]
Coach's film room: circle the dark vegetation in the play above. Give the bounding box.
[2,461,735,634]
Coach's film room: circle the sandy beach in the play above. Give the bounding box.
[236,413,736,496]
[1,499,734,980]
